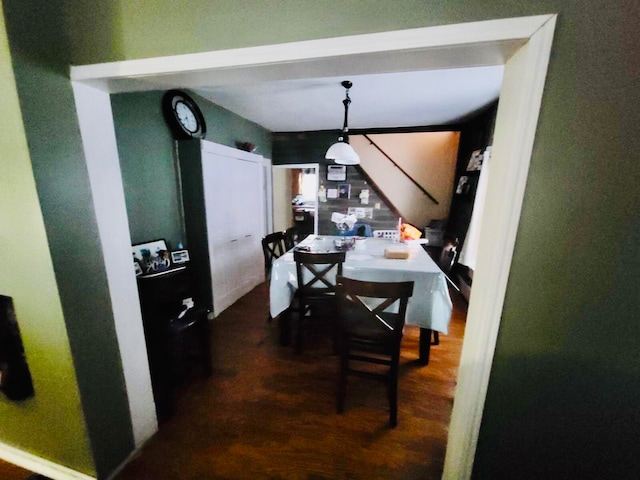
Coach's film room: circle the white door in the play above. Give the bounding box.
[201,141,265,315]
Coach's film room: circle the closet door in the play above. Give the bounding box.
[201,141,265,315]
[202,153,236,314]
[234,158,264,292]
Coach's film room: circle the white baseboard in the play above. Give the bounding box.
[0,442,96,480]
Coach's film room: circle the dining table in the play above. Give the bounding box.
[269,235,453,364]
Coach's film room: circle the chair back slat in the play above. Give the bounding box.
[293,251,345,295]
[291,250,346,353]
[336,276,413,336]
[335,275,414,427]
[284,227,302,250]
[262,231,287,277]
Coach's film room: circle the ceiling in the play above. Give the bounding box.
[81,32,519,134]
[194,66,504,132]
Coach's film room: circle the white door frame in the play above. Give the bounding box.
[262,158,274,235]
[273,163,320,235]
[71,14,557,479]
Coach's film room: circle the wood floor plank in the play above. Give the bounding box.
[0,282,465,480]
[0,460,34,479]
[123,281,466,480]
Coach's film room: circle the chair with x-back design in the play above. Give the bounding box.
[284,226,302,250]
[262,231,288,279]
[292,250,346,353]
[335,275,414,427]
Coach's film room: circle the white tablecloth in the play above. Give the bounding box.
[269,235,453,334]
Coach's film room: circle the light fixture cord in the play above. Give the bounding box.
[341,86,351,143]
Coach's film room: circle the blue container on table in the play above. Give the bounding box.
[336,223,372,237]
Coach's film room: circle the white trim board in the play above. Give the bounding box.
[0,442,96,480]
[273,163,320,235]
[70,14,557,480]
[70,16,548,91]
[71,81,158,450]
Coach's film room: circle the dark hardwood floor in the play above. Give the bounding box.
[116,281,467,480]
[0,460,33,479]
[0,281,466,480]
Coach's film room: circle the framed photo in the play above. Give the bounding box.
[327,165,347,181]
[466,149,483,171]
[171,249,190,264]
[348,207,373,219]
[338,183,351,199]
[132,239,171,275]
[456,176,470,194]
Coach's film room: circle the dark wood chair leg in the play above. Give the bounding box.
[337,343,348,414]
[432,330,440,345]
[295,316,305,354]
[389,358,399,428]
[419,328,432,365]
[278,311,291,346]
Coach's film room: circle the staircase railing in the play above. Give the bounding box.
[363,134,439,205]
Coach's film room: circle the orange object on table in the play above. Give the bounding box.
[400,223,422,241]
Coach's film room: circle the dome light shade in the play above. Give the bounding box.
[325,80,360,165]
[325,141,360,165]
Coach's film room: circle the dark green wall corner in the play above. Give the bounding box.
[112,90,272,249]
[3,0,134,477]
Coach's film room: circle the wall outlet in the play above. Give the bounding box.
[374,202,381,210]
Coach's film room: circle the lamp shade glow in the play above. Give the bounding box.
[325,141,360,165]
[326,80,360,165]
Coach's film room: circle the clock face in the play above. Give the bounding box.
[175,101,198,133]
[162,90,206,139]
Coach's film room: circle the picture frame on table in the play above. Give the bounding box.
[171,249,190,264]
[132,239,171,275]
[456,176,470,194]
[466,149,483,171]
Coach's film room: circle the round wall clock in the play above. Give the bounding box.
[162,90,207,139]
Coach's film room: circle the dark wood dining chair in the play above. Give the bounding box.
[292,250,346,353]
[261,231,288,279]
[335,275,414,428]
[262,231,288,324]
[284,226,301,250]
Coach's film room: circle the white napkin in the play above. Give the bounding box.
[331,212,358,229]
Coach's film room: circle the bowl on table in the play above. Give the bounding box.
[334,237,355,251]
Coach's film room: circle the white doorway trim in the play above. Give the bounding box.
[262,157,274,235]
[71,14,557,479]
[273,163,320,235]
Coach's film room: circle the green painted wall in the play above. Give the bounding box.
[111,90,272,249]
[2,0,135,477]
[111,91,183,248]
[0,3,94,475]
[2,1,638,478]
[69,3,640,478]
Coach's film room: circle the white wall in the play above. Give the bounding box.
[351,131,459,227]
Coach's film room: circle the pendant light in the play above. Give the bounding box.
[325,80,360,165]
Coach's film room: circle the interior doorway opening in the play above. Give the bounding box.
[70,15,557,479]
[271,164,319,235]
